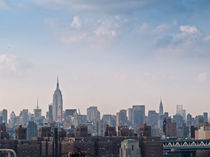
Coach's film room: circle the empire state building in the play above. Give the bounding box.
[53,78,63,122]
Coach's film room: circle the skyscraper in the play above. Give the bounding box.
[2,109,7,124]
[132,105,145,127]
[87,106,100,125]
[27,121,38,140]
[48,104,53,122]
[53,77,63,122]
[159,99,163,115]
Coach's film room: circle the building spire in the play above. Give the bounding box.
[57,75,59,89]
[159,97,163,115]
[37,97,39,109]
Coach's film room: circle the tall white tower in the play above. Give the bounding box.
[53,77,63,122]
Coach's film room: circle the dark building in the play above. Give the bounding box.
[139,136,163,157]
[105,125,117,136]
[75,125,88,137]
[0,123,9,140]
[190,126,196,138]
[38,126,52,137]
[117,126,129,136]
[139,123,151,137]
[163,118,176,137]
[15,125,27,140]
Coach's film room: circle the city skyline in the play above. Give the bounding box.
[0,77,208,118]
[0,0,210,116]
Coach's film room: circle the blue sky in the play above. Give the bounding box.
[0,0,210,116]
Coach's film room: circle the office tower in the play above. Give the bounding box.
[15,125,27,140]
[127,108,133,124]
[34,100,42,119]
[96,120,105,136]
[53,77,63,122]
[27,121,38,140]
[64,109,77,118]
[148,110,158,128]
[73,114,87,126]
[87,106,100,124]
[48,104,53,122]
[173,114,184,128]
[120,139,140,157]
[132,105,145,127]
[102,114,116,127]
[176,105,186,121]
[203,112,208,123]
[116,109,127,127]
[163,118,176,137]
[20,109,29,125]
[159,99,163,115]
[187,113,193,127]
[2,109,7,124]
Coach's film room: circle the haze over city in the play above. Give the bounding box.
[1,0,210,116]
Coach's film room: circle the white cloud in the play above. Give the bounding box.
[153,24,172,34]
[71,16,81,28]
[204,36,210,41]
[0,0,25,10]
[45,16,121,47]
[180,25,199,34]
[196,73,208,82]
[0,54,18,73]
[0,0,10,10]
[0,54,29,77]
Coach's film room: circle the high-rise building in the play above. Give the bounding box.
[27,121,38,140]
[87,106,100,124]
[48,104,53,122]
[53,77,63,122]
[116,110,127,127]
[19,109,29,125]
[102,114,116,127]
[163,118,176,137]
[132,105,145,127]
[1,109,7,124]
[15,125,27,140]
[203,112,208,123]
[96,120,105,136]
[148,110,158,128]
[159,99,163,115]
[127,108,133,125]
[176,105,186,121]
